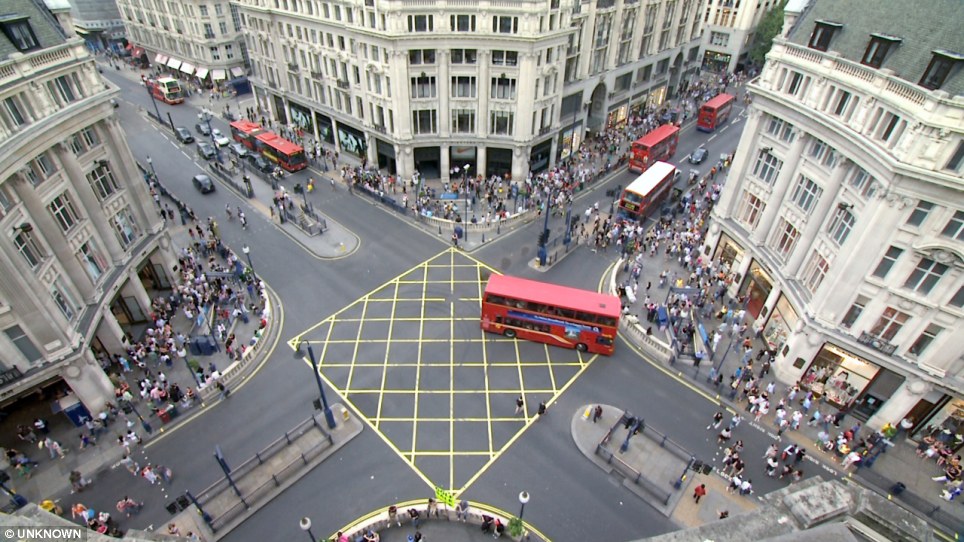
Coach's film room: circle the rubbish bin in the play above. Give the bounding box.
[891,482,906,496]
[158,404,178,424]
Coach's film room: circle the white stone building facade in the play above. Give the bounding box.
[0,0,176,416]
[702,0,964,436]
[236,0,703,182]
[696,0,781,74]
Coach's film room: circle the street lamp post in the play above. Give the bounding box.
[122,399,153,435]
[296,341,337,429]
[145,83,162,122]
[146,155,158,181]
[537,189,552,266]
[463,164,471,242]
[518,490,530,520]
[299,517,317,542]
[242,245,256,281]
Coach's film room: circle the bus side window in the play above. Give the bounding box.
[495,316,503,324]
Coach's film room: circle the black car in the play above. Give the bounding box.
[247,154,273,173]
[228,142,248,159]
[689,146,708,165]
[174,126,195,144]
[196,141,216,161]
[192,174,215,193]
[195,122,211,136]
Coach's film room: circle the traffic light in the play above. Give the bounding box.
[538,230,549,246]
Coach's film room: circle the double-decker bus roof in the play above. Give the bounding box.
[701,93,735,111]
[229,119,263,135]
[255,132,304,154]
[634,123,679,148]
[624,161,677,197]
[484,274,621,318]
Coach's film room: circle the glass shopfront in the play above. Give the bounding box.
[762,294,798,354]
[740,260,773,318]
[647,84,667,108]
[314,112,335,145]
[921,398,964,451]
[714,233,744,269]
[606,101,629,129]
[288,101,314,134]
[558,123,582,161]
[702,50,732,74]
[801,343,879,408]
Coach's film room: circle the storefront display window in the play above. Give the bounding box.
[714,233,743,268]
[762,294,798,353]
[647,85,667,108]
[558,124,582,161]
[606,103,629,129]
[740,260,773,318]
[801,344,879,408]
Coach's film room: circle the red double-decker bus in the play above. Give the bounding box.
[617,161,678,221]
[255,132,307,172]
[229,119,265,150]
[697,93,735,132]
[481,274,620,355]
[628,124,679,173]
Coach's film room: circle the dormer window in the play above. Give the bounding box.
[861,34,901,69]
[0,16,40,52]
[808,21,842,52]
[919,50,962,91]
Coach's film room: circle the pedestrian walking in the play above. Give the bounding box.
[592,405,603,423]
[692,483,707,504]
[456,499,469,522]
[388,505,401,527]
[717,427,732,444]
[707,411,723,430]
[514,396,524,415]
[765,456,779,477]
[537,401,547,417]
[739,478,753,496]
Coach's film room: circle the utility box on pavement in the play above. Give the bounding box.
[190,336,219,356]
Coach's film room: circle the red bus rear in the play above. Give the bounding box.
[617,161,678,221]
[481,274,620,355]
[697,93,735,132]
[255,132,307,172]
[229,120,265,151]
[629,124,679,173]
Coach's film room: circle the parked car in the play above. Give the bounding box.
[192,174,215,193]
[247,154,273,173]
[211,129,230,147]
[174,126,195,144]
[195,122,211,136]
[228,142,248,159]
[196,141,216,161]
[688,146,707,165]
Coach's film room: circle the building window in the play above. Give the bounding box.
[214,3,222,15]
[950,286,964,309]
[847,167,877,199]
[225,44,234,60]
[410,76,436,98]
[773,218,799,258]
[411,110,437,134]
[87,163,120,200]
[78,240,107,281]
[210,46,221,60]
[709,31,729,47]
[110,207,140,247]
[840,296,868,328]
[49,75,77,104]
[0,19,40,52]
[871,246,903,278]
[4,325,42,363]
[903,258,948,295]
[407,15,434,32]
[451,49,477,64]
[199,4,208,16]
[2,96,27,128]
[809,139,837,167]
[492,16,518,34]
[905,200,934,227]
[801,252,830,294]
[766,117,795,142]
[861,35,899,69]
[490,77,517,100]
[752,151,782,185]
[48,192,81,232]
[940,210,964,241]
[907,324,942,358]
[919,52,958,91]
[826,207,855,245]
[408,49,436,65]
[50,279,77,320]
[945,141,964,172]
[219,21,227,35]
[14,230,45,268]
[807,21,840,52]
[869,307,910,341]
[491,50,519,66]
[451,14,475,32]
[490,111,514,135]
[451,76,476,98]
[451,109,475,133]
[789,176,822,214]
[735,191,765,229]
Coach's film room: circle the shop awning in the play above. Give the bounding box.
[195,67,209,79]
[212,69,227,80]
[166,57,182,70]
[230,66,244,78]
[180,62,195,75]
[154,53,168,64]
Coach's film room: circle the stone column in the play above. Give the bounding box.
[751,133,808,245]
[784,160,848,275]
[715,109,764,217]
[96,307,129,353]
[477,147,488,179]
[63,349,116,413]
[102,119,159,232]
[440,145,451,184]
[866,378,933,430]
[124,269,153,317]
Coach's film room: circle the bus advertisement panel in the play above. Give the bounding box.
[229,120,265,151]
[697,93,735,132]
[628,124,679,173]
[481,274,620,355]
[255,132,307,172]
[617,161,678,221]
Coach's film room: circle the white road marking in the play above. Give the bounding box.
[708,134,717,141]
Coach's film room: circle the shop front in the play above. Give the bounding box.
[702,50,732,74]
[376,139,397,174]
[713,232,744,270]
[414,146,441,179]
[288,101,314,135]
[629,93,647,118]
[606,101,629,130]
[762,294,798,354]
[486,147,513,179]
[800,343,878,409]
[337,122,367,159]
[739,260,773,318]
[557,123,582,161]
[450,145,477,178]
[529,139,552,174]
[314,112,335,145]
[273,95,288,124]
[916,397,964,451]
[647,84,668,108]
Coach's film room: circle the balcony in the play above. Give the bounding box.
[372,124,387,134]
[288,63,299,72]
[310,71,323,80]
[204,33,216,40]
[539,126,552,136]
[336,79,350,89]
[857,332,897,356]
[0,368,23,387]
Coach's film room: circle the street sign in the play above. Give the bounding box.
[439,192,459,200]
[434,486,456,507]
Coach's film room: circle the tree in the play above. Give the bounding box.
[748,1,787,67]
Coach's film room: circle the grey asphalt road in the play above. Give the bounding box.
[75,67,815,542]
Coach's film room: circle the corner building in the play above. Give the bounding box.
[237,0,703,182]
[703,0,964,439]
[0,1,176,416]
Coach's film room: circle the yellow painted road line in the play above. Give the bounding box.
[381,417,548,422]
[345,292,372,392]
[316,361,586,368]
[410,262,428,462]
[339,389,562,395]
[544,343,558,393]
[449,299,456,489]
[514,335,526,421]
[411,450,495,456]
[373,278,401,429]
